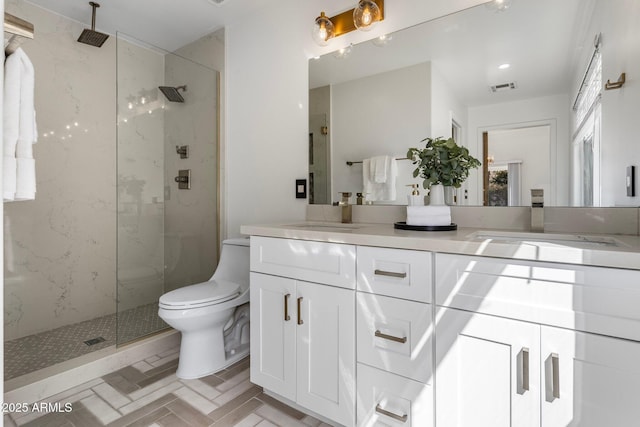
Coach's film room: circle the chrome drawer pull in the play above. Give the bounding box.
[374,269,407,279]
[284,293,291,321]
[375,330,407,344]
[375,404,408,423]
[552,353,560,399]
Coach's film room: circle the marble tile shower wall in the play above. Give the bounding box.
[4,0,117,341]
[163,41,219,293]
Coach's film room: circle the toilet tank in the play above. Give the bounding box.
[212,238,250,291]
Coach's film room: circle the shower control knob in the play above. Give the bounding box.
[176,145,189,159]
[174,170,191,190]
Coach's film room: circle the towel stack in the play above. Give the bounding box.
[4,47,37,202]
[406,205,451,226]
[362,155,397,202]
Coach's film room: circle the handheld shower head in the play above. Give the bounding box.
[78,2,109,47]
[159,85,187,103]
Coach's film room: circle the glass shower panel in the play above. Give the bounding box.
[116,33,219,345]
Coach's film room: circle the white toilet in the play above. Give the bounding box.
[158,238,250,379]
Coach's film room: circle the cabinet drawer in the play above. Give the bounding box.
[250,236,356,289]
[436,253,640,342]
[357,363,432,427]
[357,246,431,302]
[357,292,432,383]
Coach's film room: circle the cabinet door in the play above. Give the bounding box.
[250,272,297,401]
[541,326,640,426]
[296,281,356,427]
[436,308,540,427]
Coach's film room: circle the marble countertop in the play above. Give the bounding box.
[240,221,640,270]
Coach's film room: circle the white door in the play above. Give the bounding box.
[541,326,640,426]
[249,272,297,401]
[296,281,356,427]
[436,308,540,427]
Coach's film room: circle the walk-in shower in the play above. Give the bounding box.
[4,0,220,385]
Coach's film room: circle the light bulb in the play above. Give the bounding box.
[312,12,335,46]
[353,0,381,31]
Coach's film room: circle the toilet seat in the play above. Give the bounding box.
[159,280,240,310]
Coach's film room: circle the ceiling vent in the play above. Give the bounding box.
[490,82,517,92]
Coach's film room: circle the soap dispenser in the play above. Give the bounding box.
[406,184,424,206]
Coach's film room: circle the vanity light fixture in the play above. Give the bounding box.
[312,12,335,46]
[312,0,384,46]
[353,0,382,31]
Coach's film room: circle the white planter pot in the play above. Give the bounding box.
[429,184,445,206]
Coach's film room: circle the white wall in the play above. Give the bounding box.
[580,0,640,206]
[225,0,486,236]
[331,63,431,205]
[466,94,570,206]
[431,63,468,140]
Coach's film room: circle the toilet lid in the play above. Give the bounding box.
[159,280,240,309]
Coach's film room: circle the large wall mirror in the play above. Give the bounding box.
[309,0,639,207]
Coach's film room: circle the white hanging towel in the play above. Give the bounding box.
[4,47,37,202]
[363,156,397,202]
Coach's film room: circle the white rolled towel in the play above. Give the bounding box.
[3,157,17,201]
[15,157,36,200]
[406,205,452,226]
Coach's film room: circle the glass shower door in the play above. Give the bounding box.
[116,33,219,345]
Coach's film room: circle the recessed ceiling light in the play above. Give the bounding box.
[498,63,511,70]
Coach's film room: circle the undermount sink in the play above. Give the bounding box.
[284,223,361,232]
[468,230,624,248]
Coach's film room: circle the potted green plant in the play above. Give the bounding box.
[407,137,481,205]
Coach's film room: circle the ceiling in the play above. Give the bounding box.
[310,0,586,107]
[25,0,271,52]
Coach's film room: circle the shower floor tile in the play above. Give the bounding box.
[4,349,331,427]
[4,303,168,381]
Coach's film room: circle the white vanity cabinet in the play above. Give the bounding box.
[250,237,356,427]
[356,247,434,427]
[435,253,640,427]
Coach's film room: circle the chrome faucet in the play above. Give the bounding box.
[338,192,352,224]
[530,188,544,232]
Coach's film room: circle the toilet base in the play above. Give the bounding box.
[175,334,250,379]
[173,304,251,379]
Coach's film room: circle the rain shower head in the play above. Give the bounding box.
[159,85,187,103]
[78,2,109,47]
